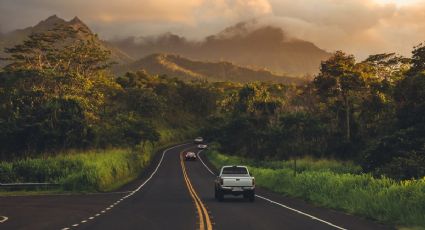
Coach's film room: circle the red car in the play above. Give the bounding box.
[185,152,197,161]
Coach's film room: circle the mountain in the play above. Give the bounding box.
[116,53,303,84]
[0,16,309,84]
[0,15,133,65]
[110,20,331,76]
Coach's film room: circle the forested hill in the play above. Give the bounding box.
[114,53,304,84]
[0,15,133,65]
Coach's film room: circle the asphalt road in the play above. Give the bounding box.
[0,143,392,230]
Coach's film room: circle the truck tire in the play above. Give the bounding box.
[215,188,224,201]
[245,191,255,202]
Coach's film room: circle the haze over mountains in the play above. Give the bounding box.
[111,20,331,76]
[0,15,331,84]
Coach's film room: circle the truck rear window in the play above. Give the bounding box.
[222,167,248,174]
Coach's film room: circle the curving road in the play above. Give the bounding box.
[0,143,392,230]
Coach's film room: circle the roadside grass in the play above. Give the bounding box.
[205,149,425,229]
[0,148,150,192]
[206,149,361,174]
[0,127,195,193]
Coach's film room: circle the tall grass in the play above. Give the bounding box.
[206,150,425,228]
[0,148,151,191]
[207,149,361,174]
[0,128,194,192]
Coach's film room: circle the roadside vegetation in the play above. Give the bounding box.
[202,45,425,181]
[0,24,213,191]
[206,149,425,228]
[0,134,188,192]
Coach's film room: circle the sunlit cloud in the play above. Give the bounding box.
[0,0,424,59]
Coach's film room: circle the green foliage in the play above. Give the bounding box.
[363,127,425,180]
[206,148,361,174]
[0,149,141,191]
[0,133,190,191]
[206,150,425,228]
[0,24,217,159]
[203,43,425,180]
[2,24,112,75]
[395,72,425,128]
[409,43,425,76]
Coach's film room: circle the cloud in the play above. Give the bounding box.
[198,0,272,21]
[264,0,425,59]
[0,0,424,59]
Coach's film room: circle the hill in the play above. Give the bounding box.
[117,53,303,84]
[0,15,133,66]
[110,20,331,76]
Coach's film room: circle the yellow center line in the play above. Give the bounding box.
[183,160,213,229]
[180,148,213,230]
[180,154,205,230]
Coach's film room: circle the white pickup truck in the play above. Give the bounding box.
[214,166,255,202]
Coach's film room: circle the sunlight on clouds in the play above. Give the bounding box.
[373,0,422,6]
[267,0,425,58]
[0,0,424,59]
[84,0,203,23]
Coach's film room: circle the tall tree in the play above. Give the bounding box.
[313,51,365,141]
[408,42,425,76]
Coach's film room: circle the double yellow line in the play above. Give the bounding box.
[180,149,213,230]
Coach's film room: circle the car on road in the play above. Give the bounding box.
[185,151,197,161]
[194,137,204,144]
[214,165,255,202]
[197,144,208,149]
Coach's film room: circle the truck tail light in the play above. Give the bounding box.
[219,178,223,185]
[252,178,255,186]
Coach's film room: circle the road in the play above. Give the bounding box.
[0,143,392,230]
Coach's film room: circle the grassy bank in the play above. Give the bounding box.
[205,149,425,228]
[0,128,194,193]
[0,147,151,192]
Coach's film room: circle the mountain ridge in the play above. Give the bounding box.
[1,15,316,84]
[110,20,331,76]
[115,53,304,84]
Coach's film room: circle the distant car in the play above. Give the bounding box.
[197,144,208,149]
[214,166,255,202]
[194,137,204,144]
[185,152,197,161]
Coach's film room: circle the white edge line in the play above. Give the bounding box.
[132,143,191,192]
[0,216,8,223]
[196,150,347,230]
[60,143,190,229]
[197,150,215,175]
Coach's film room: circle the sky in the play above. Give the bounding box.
[0,0,424,59]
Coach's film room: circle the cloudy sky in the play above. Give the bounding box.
[0,0,424,59]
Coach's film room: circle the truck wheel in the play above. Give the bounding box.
[216,189,224,201]
[246,191,255,202]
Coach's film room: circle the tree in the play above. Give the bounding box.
[313,51,365,142]
[408,42,425,76]
[0,24,118,156]
[2,24,112,76]
[355,53,409,138]
[395,43,425,128]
